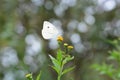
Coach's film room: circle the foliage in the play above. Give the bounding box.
[26,72,41,80]
[49,36,75,80]
[25,36,75,80]
[92,38,120,80]
[49,49,74,80]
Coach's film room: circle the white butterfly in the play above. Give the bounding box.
[42,21,59,39]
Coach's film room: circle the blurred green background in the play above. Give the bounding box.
[0,0,120,80]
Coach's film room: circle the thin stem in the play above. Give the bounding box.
[57,61,64,80]
[57,75,61,80]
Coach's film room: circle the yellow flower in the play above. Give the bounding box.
[25,73,32,78]
[57,36,63,42]
[67,46,74,49]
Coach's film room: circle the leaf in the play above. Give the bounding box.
[49,55,61,71]
[36,71,42,80]
[62,66,75,75]
[91,63,114,77]
[51,66,59,74]
[108,50,120,61]
[62,56,74,65]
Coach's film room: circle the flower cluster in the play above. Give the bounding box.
[57,36,74,53]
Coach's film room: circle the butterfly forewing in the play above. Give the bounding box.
[42,21,59,39]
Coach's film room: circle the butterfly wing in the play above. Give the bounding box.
[42,21,59,39]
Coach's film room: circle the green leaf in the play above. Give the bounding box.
[63,56,74,65]
[51,66,59,74]
[36,71,42,80]
[49,55,61,71]
[91,63,114,77]
[108,50,120,61]
[62,66,75,75]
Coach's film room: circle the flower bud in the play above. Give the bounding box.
[67,46,74,49]
[57,36,63,42]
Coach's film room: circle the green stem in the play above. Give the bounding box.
[57,70,62,80]
[57,62,64,80]
[57,75,61,80]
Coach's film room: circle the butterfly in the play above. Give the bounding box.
[42,21,59,39]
